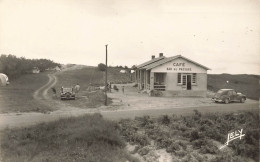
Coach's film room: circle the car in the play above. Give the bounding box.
[212,89,246,104]
[60,87,75,100]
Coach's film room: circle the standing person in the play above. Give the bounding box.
[51,87,56,98]
[74,83,80,98]
[122,86,124,94]
[109,82,112,93]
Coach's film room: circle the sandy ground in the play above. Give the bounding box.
[106,83,257,111]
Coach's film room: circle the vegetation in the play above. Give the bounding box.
[0,113,139,162]
[0,54,60,79]
[98,63,106,71]
[208,74,260,100]
[119,110,259,162]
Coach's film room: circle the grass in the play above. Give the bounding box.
[118,109,259,162]
[208,74,260,100]
[0,113,139,162]
[0,72,52,113]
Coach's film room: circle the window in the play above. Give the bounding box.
[155,73,165,85]
[177,73,182,84]
[182,75,187,85]
[192,73,197,84]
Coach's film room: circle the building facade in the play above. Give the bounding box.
[135,53,210,97]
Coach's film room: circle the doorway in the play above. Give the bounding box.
[187,75,191,90]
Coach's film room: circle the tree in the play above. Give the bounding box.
[131,65,137,70]
[98,63,106,71]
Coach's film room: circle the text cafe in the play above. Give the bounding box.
[135,53,211,97]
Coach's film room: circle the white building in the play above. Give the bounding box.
[135,53,210,97]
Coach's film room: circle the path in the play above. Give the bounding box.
[33,74,57,100]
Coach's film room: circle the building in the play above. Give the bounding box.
[32,67,40,74]
[120,70,127,73]
[0,73,9,86]
[135,53,210,97]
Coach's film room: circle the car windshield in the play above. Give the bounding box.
[63,88,72,92]
[216,90,225,94]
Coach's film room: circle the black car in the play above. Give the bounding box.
[212,89,246,104]
[60,87,75,100]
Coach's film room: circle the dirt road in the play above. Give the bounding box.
[33,74,58,100]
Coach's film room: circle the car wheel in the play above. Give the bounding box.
[224,98,229,104]
[240,98,245,103]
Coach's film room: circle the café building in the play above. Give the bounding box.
[135,53,210,97]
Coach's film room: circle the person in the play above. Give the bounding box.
[74,83,80,98]
[51,87,57,98]
[122,86,124,94]
[109,82,112,92]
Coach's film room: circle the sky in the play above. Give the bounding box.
[0,0,259,74]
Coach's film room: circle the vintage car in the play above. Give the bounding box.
[212,89,246,104]
[60,87,75,100]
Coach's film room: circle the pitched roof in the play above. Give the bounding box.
[143,55,179,70]
[136,56,165,69]
[145,55,210,70]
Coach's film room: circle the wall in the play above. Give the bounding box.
[151,58,207,73]
[164,73,207,97]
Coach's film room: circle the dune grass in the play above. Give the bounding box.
[0,72,52,113]
[0,113,139,162]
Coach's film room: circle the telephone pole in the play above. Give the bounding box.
[105,44,108,106]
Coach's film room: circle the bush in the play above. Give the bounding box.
[98,63,106,71]
[158,115,171,125]
[190,130,200,141]
[137,146,150,156]
[200,140,218,154]
[113,85,119,91]
[166,142,181,153]
[130,133,150,146]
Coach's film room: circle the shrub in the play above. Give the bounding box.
[190,130,200,141]
[200,140,218,154]
[166,142,181,153]
[135,116,153,127]
[175,150,187,157]
[158,115,171,125]
[98,63,106,71]
[137,146,150,156]
[192,110,202,121]
[130,133,150,146]
[113,85,119,91]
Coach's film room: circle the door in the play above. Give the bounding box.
[187,75,192,90]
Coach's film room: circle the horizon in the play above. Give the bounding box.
[0,0,259,75]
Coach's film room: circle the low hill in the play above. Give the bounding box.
[208,74,260,100]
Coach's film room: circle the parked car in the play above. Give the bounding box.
[60,87,75,100]
[212,89,246,104]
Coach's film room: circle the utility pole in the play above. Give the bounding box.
[105,44,108,106]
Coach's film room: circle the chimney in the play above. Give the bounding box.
[159,53,163,57]
[151,55,155,59]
